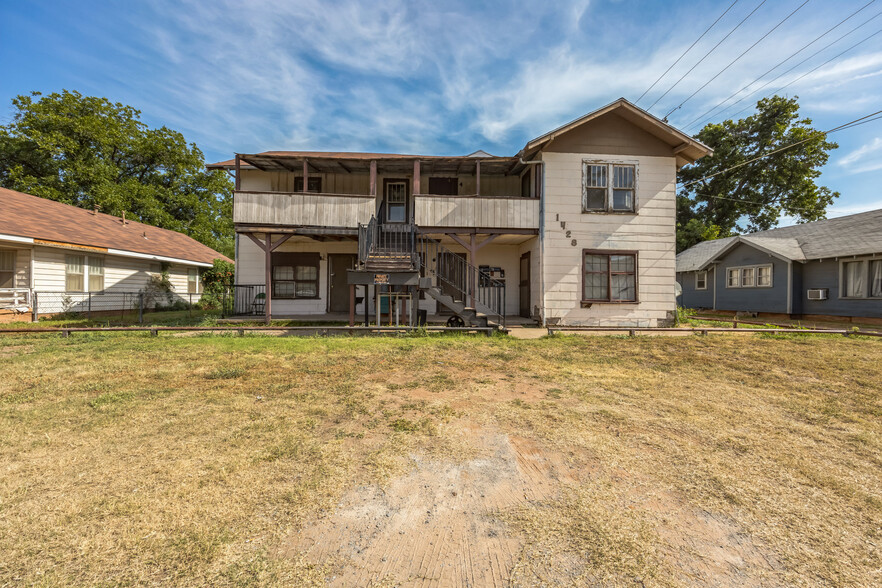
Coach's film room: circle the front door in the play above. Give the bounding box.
[384,179,409,223]
[328,254,357,312]
[519,252,531,318]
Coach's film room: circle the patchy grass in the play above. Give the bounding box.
[0,333,880,585]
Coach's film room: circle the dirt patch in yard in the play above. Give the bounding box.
[284,425,777,586]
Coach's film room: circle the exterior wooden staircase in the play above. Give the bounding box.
[356,217,506,329]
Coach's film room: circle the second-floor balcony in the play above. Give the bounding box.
[230,152,540,232]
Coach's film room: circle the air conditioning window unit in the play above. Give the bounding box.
[807,288,828,301]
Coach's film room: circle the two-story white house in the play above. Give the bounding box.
[209,99,711,328]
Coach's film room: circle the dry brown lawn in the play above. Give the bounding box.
[0,332,880,586]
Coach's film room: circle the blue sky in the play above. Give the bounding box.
[2,0,882,221]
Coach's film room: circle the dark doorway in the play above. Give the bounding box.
[519,252,531,318]
[328,254,357,312]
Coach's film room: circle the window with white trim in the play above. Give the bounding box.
[582,162,636,213]
[726,264,772,288]
[187,268,200,294]
[88,256,105,291]
[872,260,882,298]
[271,252,319,299]
[582,250,638,302]
[0,249,15,289]
[66,255,85,292]
[841,259,882,298]
[695,270,707,290]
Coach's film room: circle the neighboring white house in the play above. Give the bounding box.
[209,98,711,327]
[0,187,231,322]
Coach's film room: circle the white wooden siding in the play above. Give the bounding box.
[234,191,375,227]
[540,152,678,327]
[414,196,538,229]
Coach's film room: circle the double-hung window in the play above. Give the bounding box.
[726,265,772,288]
[0,250,15,288]
[871,260,882,298]
[187,268,200,294]
[843,261,864,297]
[583,250,638,303]
[65,255,85,292]
[294,177,322,192]
[582,162,636,212]
[842,259,882,298]
[271,252,319,299]
[695,270,707,290]
[88,257,105,291]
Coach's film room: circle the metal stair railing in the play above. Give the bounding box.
[357,216,417,270]
[417,237,505,328]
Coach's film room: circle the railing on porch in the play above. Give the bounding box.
[230,284,267,317]
[357,217,418,270]
[417,238,506,328]
[0,288,31,308]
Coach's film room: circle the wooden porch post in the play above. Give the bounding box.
[476,160,480,197]
[413,159,421,195]
[234,154,241,191]
[302,159,308,193]
[411,285,419,327]
[349,284,355,327]
[469,233,477,308]
[264,234,272,325]
[370,160,377,197]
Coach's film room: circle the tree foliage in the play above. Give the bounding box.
[676,96,839,251]
[0,90,233,257]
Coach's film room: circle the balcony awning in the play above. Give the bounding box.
[229,152,524,176]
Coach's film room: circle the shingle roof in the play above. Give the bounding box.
[676,208,882,272]
[0,187,230,265]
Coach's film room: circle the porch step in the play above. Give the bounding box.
[422,286,490,328]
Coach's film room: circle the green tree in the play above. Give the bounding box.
[676,96,839,251]
[0,90,233,257]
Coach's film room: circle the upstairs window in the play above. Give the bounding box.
[88,257,105,291]
[294,177,322,192]
[66,255,85,292]
[428,177,458,196]
[582,162,636,213]
[0,250,14,288]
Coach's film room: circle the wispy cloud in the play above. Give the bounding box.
[838,136,882,173]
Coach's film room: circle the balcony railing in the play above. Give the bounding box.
[233,190,376,227]
[0,288,31,308]
[414,195,538,229]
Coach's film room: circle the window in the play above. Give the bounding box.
[695,270,707,290]
[726,264,772,288]
[0,249,14,289]
[294,177,322,192]
[428,177,458,196]
[386,181,407,223]
[271,252,319,299]
[582,250,637,302]
[66,255,85,292]
[187,268,200,294]
[88,256,104,291]
[582,162,636,212]
[843,261,864,297]
[727,269,739,288]
[872,260,882,298]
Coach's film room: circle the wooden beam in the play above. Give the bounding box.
[673,142,691,154]
[476,161,480,197]
[235,154,241,190]
[269,234,293,252]
[244,232,266,252]
[448,233,470,250]
[264,234,272,325]
[302,160,308,193]
[469,233,477,308]
[370,160,377,198]
[413,159,421,195]
[338,160,352,174]
[474,234,499,251]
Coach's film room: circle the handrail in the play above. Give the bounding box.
[416,238,505,328]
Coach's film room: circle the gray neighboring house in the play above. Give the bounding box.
[676,209,882,320]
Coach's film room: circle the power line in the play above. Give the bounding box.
[636,0,740,105]
[683,0,877,131]
[710,13,882,125]
[680,108,882,189]
[689,193,845,216]
[647,0,767,111]
[662,0,812,120]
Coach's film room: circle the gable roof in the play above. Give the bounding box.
[523,98,713,166]
[676,208,882,271]
[0,187,230,266]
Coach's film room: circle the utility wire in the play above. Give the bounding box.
[663,0,812,120]
[680,109,882,189]
[707,13,882,125]
[647,0,767,111]
[688,192,847,216]
[683,0,877,131]
[636,0,740,105]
